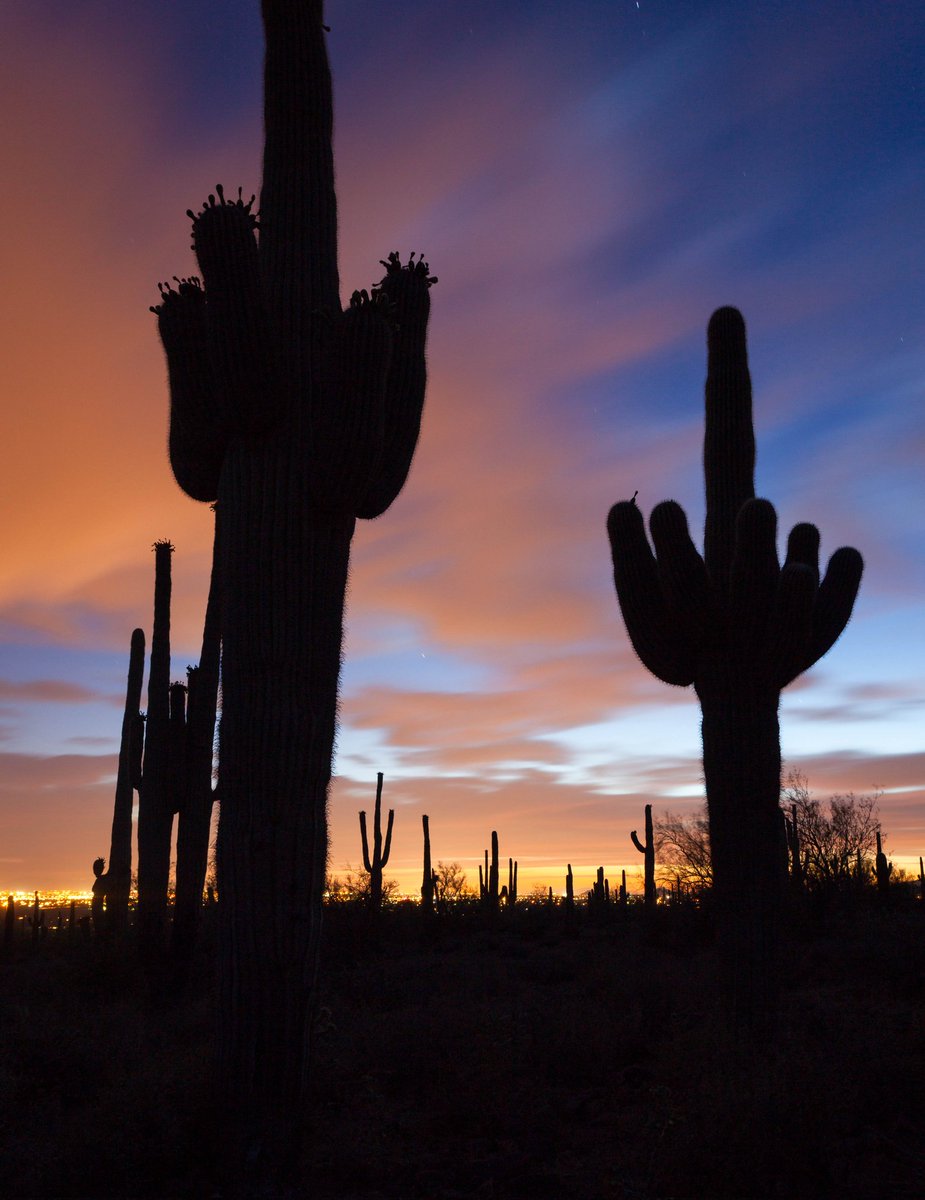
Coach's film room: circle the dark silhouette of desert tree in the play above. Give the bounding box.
[105,627,145,932]
[607,307,862,1029]
[151,0,434,1184]
[136,539,175,956]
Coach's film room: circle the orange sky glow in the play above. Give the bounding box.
[1,1,923,895]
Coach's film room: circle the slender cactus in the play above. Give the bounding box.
[479,831,501,913]
[919,856,924,902]
[607,308,862,1028]
[620,869,628,909]
[106,628,145,932]
[630,804,656,909]
[420,814,434,913]
[875,830,892,897]
[590,866,610,911]
[137,540,175,955]
[507,857,518,907]
[151,2,434,1173]
[565,863,574,911]
[359,773,394,910]
[172,513,222,962]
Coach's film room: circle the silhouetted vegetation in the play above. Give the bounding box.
[2,889,923,1199]
[607,307,864,1031]
[150,6,435,1186]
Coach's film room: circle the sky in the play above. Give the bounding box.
[1,0,923,896]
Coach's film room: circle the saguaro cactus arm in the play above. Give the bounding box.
[607,309,863,695]
[606,306,863,1027]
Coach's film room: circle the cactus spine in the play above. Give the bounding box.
[607,308,862,1026]
[630,804,656,909]
[105,628,145,932]
[359,773,394,910]
[152,0,434,1162]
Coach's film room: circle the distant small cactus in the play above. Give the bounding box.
[607,307,862,1027]
[630,804,656,909]
[359,773,394,911]
[875,830,892,897]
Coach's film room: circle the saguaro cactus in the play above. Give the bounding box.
[630,803,656,909]
[172,514,222,963]
[106,628,145,932]
[421,814,435,913]
[875,831,892,897]
[479,831,501,912]
[359,773,394,910]
[152,3,434,1164]
[136,540,175,954]
[607,307,862,1026]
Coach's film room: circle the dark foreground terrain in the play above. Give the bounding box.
[1,898,923,1199]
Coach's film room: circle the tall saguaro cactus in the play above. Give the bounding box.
[172,513,222,964]
[106,627,145,932]
[630,803,656,910]
[151,0,434,1175]
[607,308,862,1025]
[359,773,394,910]
[136,540,175,954]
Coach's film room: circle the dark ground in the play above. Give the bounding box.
[1,897,923,1199]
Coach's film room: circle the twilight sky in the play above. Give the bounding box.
[1,0,923,895]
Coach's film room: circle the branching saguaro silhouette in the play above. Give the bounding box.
[607,307,862,1029]
[151,0,434,1184]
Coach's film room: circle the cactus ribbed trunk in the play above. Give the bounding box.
[137,541,175,955]
[217,510,350,1120]
[700,684,783,1019]
[631,802,656,910]
[607,308,862,1035]
[172,513,222,963]
[153,3,433,1182]
[421,814,434,912]
[360,771,394,911]
[106,628,145,933]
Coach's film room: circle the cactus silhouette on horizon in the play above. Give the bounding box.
[359,773,394,911]
[136,540,174,955]
[607,306,863,1028]
[630,803,656,910]
[105,627,145,932]
[151,0,434,1177]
